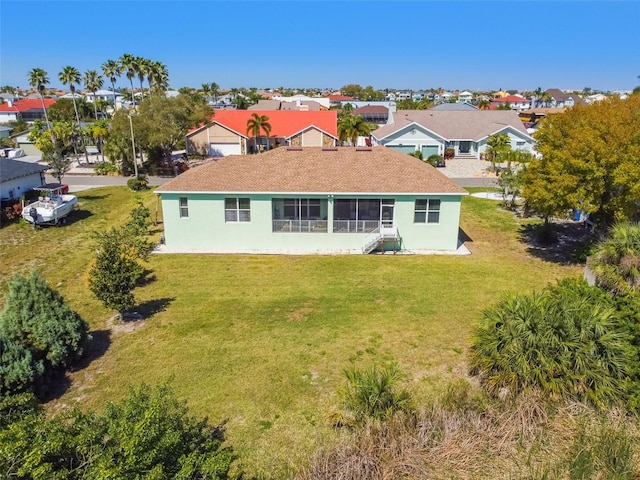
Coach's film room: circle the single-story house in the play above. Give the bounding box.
[186,110,338,156]
[0,158,48,201]
[0,126,12,139]
[371,110,534,159]
[491,94,532,111]
[155,146,468,254]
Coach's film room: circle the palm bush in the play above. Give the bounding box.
[339,362,412,426]
[589,222,640,294]
[469,279,632,406]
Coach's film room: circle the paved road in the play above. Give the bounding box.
[46,174,170,192]
[51,174,497,192]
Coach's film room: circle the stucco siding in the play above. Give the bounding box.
[186,124,243,155]
[160,192,462,254]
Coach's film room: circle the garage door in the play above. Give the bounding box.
[209,143,241,157]
[421,145,439,158]
[388,145,416,154]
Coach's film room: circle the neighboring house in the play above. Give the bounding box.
[458,91,474,103]
[430,102,478,111]
[0,126,12,139]
[12,130,42,157]
[328,94,354,104]
[585,93,607,104]
[83,89,123,103]
[396,90,412,101]
[342,101,397,114]
[440,91,455,102]
[0,98,56,123]
[156,146,468,254]
[271,94,330,109]
[0,158,48,201]
[186,110,338,156]
[491,94,532,111]
[412,90,427,101]
[546,89,587,108]
[249,99,322,111]
[352,105,390,125]
[371,110,533,159]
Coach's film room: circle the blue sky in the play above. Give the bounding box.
[1,1,638,92]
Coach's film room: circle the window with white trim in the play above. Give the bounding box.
[225,197,251,222]
[179,197,189,218]
[414,199,441,224]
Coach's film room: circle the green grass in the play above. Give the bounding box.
[0,189,582,478]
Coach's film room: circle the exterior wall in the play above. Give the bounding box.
[379,125,444,155]
[0,112,18,123]
[476,128,534,155]
[0,172,45,200]
[288,127,335,148]
[160,192,463,254]
[186,124,243,156]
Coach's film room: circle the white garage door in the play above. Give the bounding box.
[209,143,241,157]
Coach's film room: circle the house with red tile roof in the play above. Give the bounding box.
[0,98,56,123]
[186,110,338,156]
[156,146,468,254]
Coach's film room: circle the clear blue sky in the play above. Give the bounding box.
[1,0,638,92]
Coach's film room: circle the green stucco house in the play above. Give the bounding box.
[155,146,468,254]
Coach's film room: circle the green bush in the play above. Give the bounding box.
[127,174,149,191]
[469,278,632,406]
[339,362,413,426]
[0,384,236,478]
[426,154,445,167]
[94,161,120,176]
[0,270,91,398]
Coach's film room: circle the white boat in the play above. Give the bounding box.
[22,191,77,226]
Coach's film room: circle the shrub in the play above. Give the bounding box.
[127,174,149,191]
[444,147,455,159]
[426,154,445,167]
[469,278,632,406]
[338,362,412,426]
[0,270,91,398]
[94,161,120,176]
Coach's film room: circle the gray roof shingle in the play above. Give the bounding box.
[0,158,48,183]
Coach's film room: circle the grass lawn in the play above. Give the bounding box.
[0,187,584,478]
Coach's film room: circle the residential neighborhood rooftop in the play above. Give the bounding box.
[157,146,468,195]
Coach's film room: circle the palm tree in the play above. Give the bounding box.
[477,98,490,110]
[135,56,150,99]
[83,70,103,120]
[590,222,640,294]
[101,59,122,111]
[148,61,169,93]
[201,83,211,102]
[119,53,137,107]
[59,66,89,164]
[210,82,220,104]
[27,68,54,141]
[246,113,271,153]
[338,114,375,146]
[87,119,109,163]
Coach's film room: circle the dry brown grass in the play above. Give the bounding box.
[298,384,640,480]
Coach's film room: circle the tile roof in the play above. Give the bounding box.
[0,98,56,112]
[328,94,354,102]
[189,110,338,138]
[157,146,467,195]
[372,110,530,141]
[0,158,48,183]
[353,105,389,115]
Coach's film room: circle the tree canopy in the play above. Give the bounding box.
[523,94,640,229]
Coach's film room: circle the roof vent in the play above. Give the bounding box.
[355,147,372,152]
[286,147,303,151]
[322,147,338,151]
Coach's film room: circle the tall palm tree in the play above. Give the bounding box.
[101,59,122,110]
[119,53,137,107]
[27,68,53,140]
[148,61,169,94]
[59,66,89,163]
[477,98,490,110]
[83,69,103,120]
[201,83,211,103]
[135,56,150,99]
[246,113,272,153]
[210,82,220,104]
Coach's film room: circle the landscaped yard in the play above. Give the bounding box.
[0,187,584,478]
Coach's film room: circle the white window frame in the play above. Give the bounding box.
[179,197,189,218]
[225,197,251,222]
[414,199,441,224]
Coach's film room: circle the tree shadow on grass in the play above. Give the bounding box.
[134,297,175,319]
[41,329,112,402]
[137,268,157,287]
[519,221,597,265]
[77,194,109,201]
[63,209,93,225]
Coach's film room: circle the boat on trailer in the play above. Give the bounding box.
[22,184,77,226]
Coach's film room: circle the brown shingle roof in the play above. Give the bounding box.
[372,109,531,141]
[157,147,467,195]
